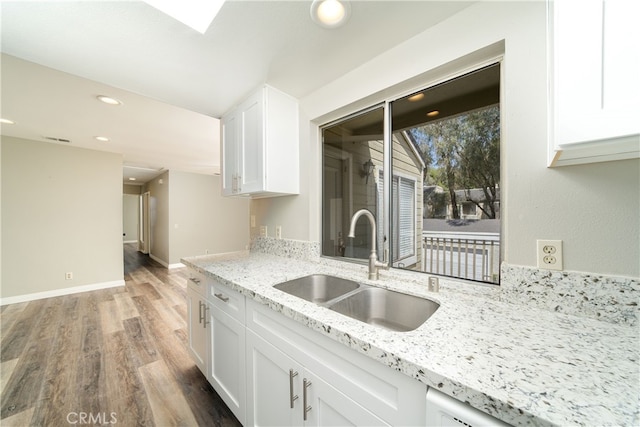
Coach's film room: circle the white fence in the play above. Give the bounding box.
[421,232,500,284]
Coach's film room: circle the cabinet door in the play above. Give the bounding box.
[207,304,246,425]
[550,0,640,165]
[304,369,389,427]
[186,286,207,375]
[239,90,265,194]
[246,330,301,427]
[221,108,238,196]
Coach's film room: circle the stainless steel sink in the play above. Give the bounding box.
[329,287,439,332]
[273,274,361,305]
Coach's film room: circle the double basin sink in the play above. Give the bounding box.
[274,274,439,332]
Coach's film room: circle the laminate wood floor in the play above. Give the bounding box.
[0,244,241,427]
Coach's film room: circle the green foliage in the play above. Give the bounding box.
[408,105,500,219]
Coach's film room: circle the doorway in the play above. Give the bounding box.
[139,191,151,254]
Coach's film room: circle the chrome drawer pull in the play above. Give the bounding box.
[289,369,299,408]
[303,378,312,421]
[214,293,229,303]
[203,305,210,328]
[198,300,204,324]
[189,277,201,284]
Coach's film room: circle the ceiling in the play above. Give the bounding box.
[0,0,474,185]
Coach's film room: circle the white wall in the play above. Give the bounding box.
[251,1,639,278]
[169,171,250,264]
[145,171,170,264]
[1,136,124,299]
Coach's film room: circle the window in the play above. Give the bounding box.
[322,63,501,285]
[378,170,418,267]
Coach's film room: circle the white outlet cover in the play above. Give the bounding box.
[537,240,563,271]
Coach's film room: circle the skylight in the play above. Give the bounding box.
[143,0,226,34]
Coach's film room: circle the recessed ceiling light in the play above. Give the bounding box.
[95,136,110,142]
[0,118,16,125]
[408,93,424,102]
[129,177,137,181]
[427,110,440,117]
[97,95,122,105]
[311,0,351,29]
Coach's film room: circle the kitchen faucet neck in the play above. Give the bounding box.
[347,209,388,280]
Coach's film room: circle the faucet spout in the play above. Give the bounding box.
[347,209,388,280]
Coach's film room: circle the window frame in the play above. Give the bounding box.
[319,57,504,285]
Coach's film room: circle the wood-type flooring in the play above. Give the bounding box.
[0,244,241,426]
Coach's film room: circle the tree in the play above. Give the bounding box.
[457,106,500,218]
[408,105,500,219]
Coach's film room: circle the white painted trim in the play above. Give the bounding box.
[0,279,125,306]
[123,240,138,244]
[149,254,184,270]
[150,253,169,267]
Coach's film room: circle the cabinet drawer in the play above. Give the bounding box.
[208,280,245,322]
[187,270,206,296]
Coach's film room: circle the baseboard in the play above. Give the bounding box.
[149,253,184,270]
[0,279,125,306]
[150,253,168,267]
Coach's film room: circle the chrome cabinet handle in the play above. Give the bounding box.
[303,378,312,421]
[289,369,299,409]
[214,293,229,303]
[203,305,210,328]
[189,277,201,284]
[198,300,204,324]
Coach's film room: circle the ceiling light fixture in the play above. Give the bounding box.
[311,0,351,29]
[408,93,424,102]
[129,177,137,181]
[427,110,440,117]
[97,95,122,106]
[95,136,110,142]
[1,118,16,125]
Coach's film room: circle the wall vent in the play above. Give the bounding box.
[44,136,72,143]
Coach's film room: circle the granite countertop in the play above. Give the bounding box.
[182,251,639,427]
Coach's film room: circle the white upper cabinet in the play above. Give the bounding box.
[548,0,640,166]
[222,85,299,197]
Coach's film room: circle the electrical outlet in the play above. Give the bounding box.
[260,226,268,237]
[275,225,282,239]
[428,276,439,292]
[65,272,73,280]
[537,240,563,270]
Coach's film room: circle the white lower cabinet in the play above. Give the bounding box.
[246,330,387,426]
[304,367,388,426]
[206,281,246,425]
[246,329,302,426]
[186,273,208,376]
[245,299,425,426]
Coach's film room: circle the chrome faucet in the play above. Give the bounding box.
[348,209,388,280]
